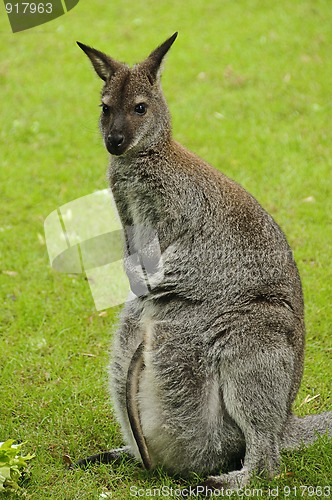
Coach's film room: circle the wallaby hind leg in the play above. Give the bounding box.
[205,327,295,490]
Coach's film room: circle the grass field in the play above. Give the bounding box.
[0,0,331,498]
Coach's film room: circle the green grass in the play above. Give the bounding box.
[1,0,331,498]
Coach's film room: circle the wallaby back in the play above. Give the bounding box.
[77,34,331,488]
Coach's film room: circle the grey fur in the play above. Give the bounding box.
[77,34,331,489]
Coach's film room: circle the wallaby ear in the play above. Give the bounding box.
[77,41,122,81]
[141,32,178,84]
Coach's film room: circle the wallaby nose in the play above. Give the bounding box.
[108,133,124,149]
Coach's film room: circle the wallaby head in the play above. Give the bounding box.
[77,33,178,156]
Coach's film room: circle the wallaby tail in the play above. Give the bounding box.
[281,411,332,451]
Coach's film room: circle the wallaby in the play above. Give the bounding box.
[75,33,331,490]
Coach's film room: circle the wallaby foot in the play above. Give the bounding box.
[68,445,133,469]
[188,465,270,496]
[187,469,250,496]
[188,468,250,497]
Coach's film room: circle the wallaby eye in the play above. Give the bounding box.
[100,103,110,115]
[134,103,147,115]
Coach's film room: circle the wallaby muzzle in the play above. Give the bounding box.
[106,132,126,156]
